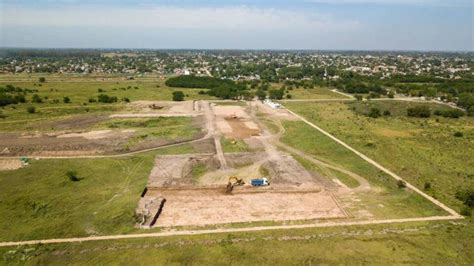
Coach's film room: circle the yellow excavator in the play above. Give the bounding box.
[226,176,245,194]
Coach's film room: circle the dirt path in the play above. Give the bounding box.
[285,108,462,217]
[248,101,370,192]
[0,136,210,160]
[0,215,462,247]
[202,101,228,169]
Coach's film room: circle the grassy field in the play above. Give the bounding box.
[280,120,446,219]
[221,137,252,153]
[284,101,474,212]
[1,220,472,265]
[0,144,199,242]
[267,82,349,100]
[0,75,215,131]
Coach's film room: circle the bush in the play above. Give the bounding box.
[63,97,71,103]
[460,206,471,216]
[97,94,118,103]
[453,131,463,137]
[407,105,431,118]
[66,170,80,182]
[32,94,43,103]
[424,182,431,190]
[88,97,97,103]
[434,108,465,118]
[269,89,285,100]
[27,106,36,114]
[39,77,46,83]
[354,94,363,101]
[368,108,381,118]
[455,188,474,207]
[383,110,391,116]
[172,91,185,101]
[397,180,406,189]
[286,94,292,99]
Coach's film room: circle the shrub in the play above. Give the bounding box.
[63,97,71,103]
[172,91,185,101]
[97,94,118,103]
[354,94,363,101]
[32,94,43,103]
[434,109,465,118]
[460,206,471,216]
[122,97,130,103]
[88,97,97,103]
[66,170,80,182]
[424,182,431,190]
[455,188,474,207]
[407,105,430,118]
[27,106,36,114]
[397,180,406,189]
[453,132,463,137]
[368,108,381,118]
[286,94,292,99]
[39,77,46,83]
[383,110,391,116]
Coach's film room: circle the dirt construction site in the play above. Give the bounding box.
[136,100,355,228]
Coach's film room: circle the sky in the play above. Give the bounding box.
[0,0,472,51]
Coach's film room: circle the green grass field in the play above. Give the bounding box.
[268,83,349,99]
[284,100,474,212]
[280,120,446,219]
[0,145,198,243]
[0,75,215,131]
[1,220,472,265]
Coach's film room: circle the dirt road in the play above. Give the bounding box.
[0,215,461,247]
[285,108,462,217]
[202,101,228,169]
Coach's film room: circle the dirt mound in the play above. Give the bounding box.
[0,159,23,171]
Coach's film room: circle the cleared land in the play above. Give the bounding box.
[0,75,471,264]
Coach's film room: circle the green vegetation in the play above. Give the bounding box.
[165,75,250,100]
[1,220,472,264]
[221,138,252,153]
[0,145,198,242]
[284,101,474,211]
[165,75,235,88]
[407,105,431,118]
[26,106,35,114]
[191,163,207,179]
[172,91,185,101]
[66,170,80,182]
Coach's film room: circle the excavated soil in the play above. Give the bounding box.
[149,189,347,227]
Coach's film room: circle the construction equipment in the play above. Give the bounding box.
[226,176,245,194]
[251,177,270,187]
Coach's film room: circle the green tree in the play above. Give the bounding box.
[172,91,185,101]
[256,89,267,100]
[269,88,284,100]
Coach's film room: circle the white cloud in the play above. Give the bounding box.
[1,5,360,32]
